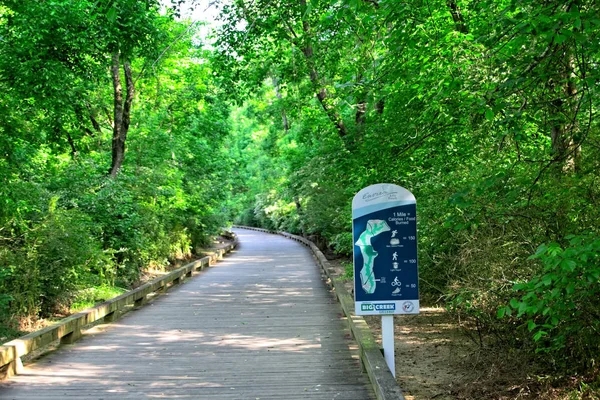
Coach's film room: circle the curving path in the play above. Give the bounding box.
[0,228,374,399]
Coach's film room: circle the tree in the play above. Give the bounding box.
[0,2,234,328]
[0,0,166,175]
[217,0,600,378]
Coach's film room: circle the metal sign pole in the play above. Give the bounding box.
[382,315,395,377]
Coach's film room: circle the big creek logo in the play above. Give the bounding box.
[361,303,396,312]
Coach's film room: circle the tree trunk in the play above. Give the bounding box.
[374,98,385,114]
[109,54,135,177]
[109,53,124,177]
[271,75,290,133]
[294,196,303,235]
[355,72,367,127]
[236,0,346,138]
[66,130,77,158]
[564,50,581,172]
[550,50,580,173]
[298,0,347,138]
[237,0,346,139]
[55,123,77,158]
[86,103,102,134]
[354,90,368,144]
[103,106,113,128]
[73,103,96,137]
[447,0,468,33]
[122,61,134,142]
[301,46,347,138]
[361,0,379,8]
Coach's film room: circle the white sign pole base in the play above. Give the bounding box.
[381,315,395,377]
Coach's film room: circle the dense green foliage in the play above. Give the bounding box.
[0,0,599,389]
[0,2,231,329]
[215,0,600,376]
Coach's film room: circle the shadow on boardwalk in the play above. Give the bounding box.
[0,228,374,399]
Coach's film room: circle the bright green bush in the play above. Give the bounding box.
[0,207,112,321]
[505,234,600,370]
[70,285,127,312]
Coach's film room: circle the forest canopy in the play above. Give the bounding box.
[0,0,599,391]
[214,0,600,377]
[0,0,232,327]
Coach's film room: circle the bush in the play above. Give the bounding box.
[0,207,112,323]
[504,234,600,371]
[70,285,127,312]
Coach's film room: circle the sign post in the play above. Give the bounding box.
[352,183,419,377]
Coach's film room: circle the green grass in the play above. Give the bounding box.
[70,285,127,313]
[342,261,354,280]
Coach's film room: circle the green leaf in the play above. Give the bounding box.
[106,6,117,23]
[554,34,567,44]
[559,259,577,271]
[485,109,494,122]
[531,244,548,258]
[541,274,553,286]
[497,306,508,318]
[533,331,548,342]
[509,298,519,309]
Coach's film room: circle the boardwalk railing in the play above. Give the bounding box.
[234,226,405,400]
[0,234,238,380]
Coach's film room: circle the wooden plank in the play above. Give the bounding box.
[278,230,406,400]
[0,229,373,399]
[241,227,406,400]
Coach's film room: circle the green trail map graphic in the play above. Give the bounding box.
[355,219,391,294]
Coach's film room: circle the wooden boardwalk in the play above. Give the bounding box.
[0,228,374,399]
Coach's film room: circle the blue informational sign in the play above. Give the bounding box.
[352,183,419,315]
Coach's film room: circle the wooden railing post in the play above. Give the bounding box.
[104,311,117,323]
[134,295,147,308]
[0,347,23,380]
[2,358,23,380]
[60,328,81,345]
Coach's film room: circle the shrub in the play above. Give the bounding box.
[0,207,112,323]
[502,234,600,371]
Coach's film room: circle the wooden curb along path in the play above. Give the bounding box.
[0,228,377,399]
[234,226,406,400]
[0,234,238,381]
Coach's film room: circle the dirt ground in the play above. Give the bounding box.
[365,308,470,400]
[324,258,598,400]
[327,259,474,399]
